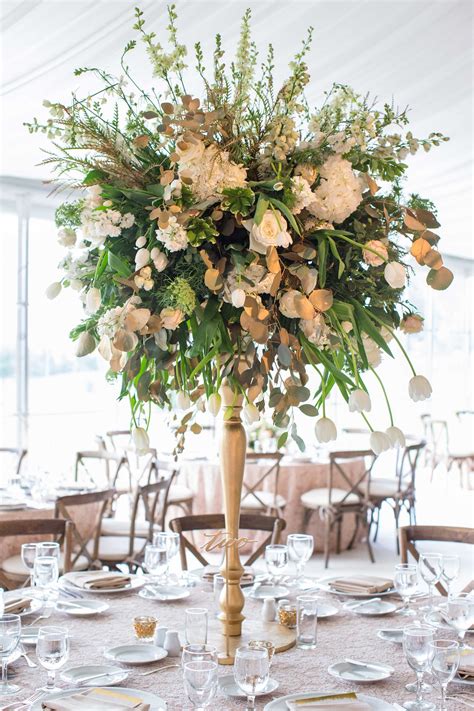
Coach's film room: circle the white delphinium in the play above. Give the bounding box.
[290,176,315,215]
[308,155,363,224]
[155,216,188,252]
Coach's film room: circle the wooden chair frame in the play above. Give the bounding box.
[154,458,194,519]
[74,449,131,492]
[241,452,285,516]
[169,513,286,570]
[0,447,27,477]
[399,525,474,595]
[0,518,73,590]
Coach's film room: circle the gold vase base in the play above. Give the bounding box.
[208,618,296,665]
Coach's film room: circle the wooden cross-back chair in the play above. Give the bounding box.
[0,518,74,590]
[301,450,377,568]
[153,457,195,519]
[241,452,286,517]
[400,525,474,596]
[55,488,116,569]
[0,447,27,477]
[74,448,131,494]
[169,513,286,570]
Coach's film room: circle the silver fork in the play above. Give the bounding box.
[137,663,180,676]
[1,689,44,710]
[19,645,37,668]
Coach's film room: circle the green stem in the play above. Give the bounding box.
[369,365,394,426]
[330,233,389,262]
[368,313,417,377]
[361,412,374,432]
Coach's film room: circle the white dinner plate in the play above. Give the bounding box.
[344,600,398,616]
[30,687,166,710]
[314,600,339,618]
[425,607,474,634]
[318,577,397,598]
[61,664,128,687]
[248,584,290,600]
[219,674,279,697]
[377,628,404,644]
[328,661,394,683]
[56,598,110,616]
[264,692,396,710]
[4,592,43,618]
[60,571,146,594]
[139,585,190,601]
[104,644,168,665]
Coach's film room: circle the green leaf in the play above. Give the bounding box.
[254,194,269,225]
[277,432,288,449]
[83,169,107,186]
[299,404,318,417]
[317,236,328,287]
[292,432,306,452]
[277,343,291,367]
[327,237,345,278]
[108,251,131,278]
[266,196,301,235]
[93,249,108,283]
[349,300,393,356]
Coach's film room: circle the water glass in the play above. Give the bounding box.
[265,544,288,584]
[444,593,474,647]
[234,645,270,710]
[441,554,460,596]
[418,553,442,612]
[403,625,435,710]
[36,626,69,692]
[144,544,168,590]
[153,531,180,581]
[183,660,218,709]
[296,595,318,649]
[213,574,225,617]
[33,556,59,604]
[21,543,38,573]
[287,534,314,586]
[429,639,459,711]
[394,563,418,616]
[0,614,21,696]
[38,541,60,562]
[248,640,275,666]
[185,608,208,646]
[182,644,218,668]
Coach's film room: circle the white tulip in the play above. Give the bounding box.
[132,426,150,455]
[384,262,406,289]
[176,390,191,410]
[45,281,62,299]
[208,393,222,417]
[369,430,391,455]
[75,331,96,357]
[135,236,147,248]
[153,252,168,272]
[135,248,150,270]
[231,288,246,308]
[408,375,432,402]
[315,417,337,443]
[385,426,406,449]
[243,402,260,425]
[70,279,83,291]
[85,287,101,314]
[348,388,372,413]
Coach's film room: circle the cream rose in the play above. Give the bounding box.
[363,240,388,267]
[401,314,424,334]
[160,307,185,330]
[244,210,292,255]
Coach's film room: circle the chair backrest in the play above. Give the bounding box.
[75,450,128,488]
[106,430,132,451]
[125,478,172,558]
[0,518,73,588]
[400,525,474,595]
[169,513,286,570]
[396,442,425,493]
[0,448,27,476]
[328,450,376,506]
[241,453,284,509]
[55,489,116,567]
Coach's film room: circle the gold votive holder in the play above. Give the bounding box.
[278,603,297,629]
[249,639,275,663]
[133,615,158,642]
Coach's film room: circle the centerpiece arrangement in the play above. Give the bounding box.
[30,6,452,639]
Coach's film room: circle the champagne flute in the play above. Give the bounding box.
[21,543,38,581]
[36,626,69,692]
[0,614,21,696]
[144,543,168,592]
[264,544,288,585]
[403,625,435,710]
[185,608,208,646]
[33,556,59,607]
[394,563,418,616]
[183,660,218,709]
[441,554,460,597]
[182,644,218,668]
[418,553,442,612]
[234,645,270,711]
[153,531,180,583]
[443,593,474,648]
[429,639,459,711]
[287,534,314,587]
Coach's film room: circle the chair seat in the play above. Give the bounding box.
[365,478,400,498]
[101,518,160,537]
[1,552,89,578]
[89,535,148,562]
[168,484,194,504]
[241,491,287,510]
[300,487,360,509]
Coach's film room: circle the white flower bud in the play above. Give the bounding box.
[176,391,191,410]
[243,402,260,425]
[348,388,372,413]
[135,248,150,270]
[75,331,96,357]
[385,426,406,449]
[208,393,222,417]
[315,417,337,443]
[369,430,391,455]
[46,282,62,299]
[85,287,101,314]
[153,252,169,272]
[408,375,432,402]
[132,426,150,455]
[384,262,406,289]
[231,289,246,308]
[135,236,147,248]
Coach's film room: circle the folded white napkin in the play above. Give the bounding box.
[71,572,131,590]
[329,576,392,594]
[4,597,31,614]
[42,687,150,710]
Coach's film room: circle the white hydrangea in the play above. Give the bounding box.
[223,263,274,304]
[80,185,135,246]
[308,155,363,224]
[179,144,247,201]
[155,215,188,252]
[97,306,123,338]
[290,176,315,215]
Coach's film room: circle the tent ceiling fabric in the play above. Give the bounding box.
[1,0,472,258]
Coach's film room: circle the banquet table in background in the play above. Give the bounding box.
[179,456,366,553]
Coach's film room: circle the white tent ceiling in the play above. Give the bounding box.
[1,0,472,257]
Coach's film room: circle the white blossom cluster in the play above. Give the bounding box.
[178,142,247,201]
[308,155,363,224]
[155,215,189,252]
[290,175,315,215]
[80,186,135,246]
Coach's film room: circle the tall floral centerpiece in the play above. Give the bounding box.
[31,7,452,637]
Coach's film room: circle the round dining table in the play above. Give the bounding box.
[6,578,460,710]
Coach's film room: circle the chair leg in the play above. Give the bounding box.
[364,515,375,563]
[336,519,342,555]
[347,514,359,550]
[324,518,331,569]
[394,504,401,555]
[302,507,313,532]
[373,505,381,542]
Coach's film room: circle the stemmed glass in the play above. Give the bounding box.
[0,614,21,696]
[182,644,218,668]
[144,543,168,593]
[185,608,208,646]
[443,593,474,648]
[418,553,442,612]
[33,556,59,607]
[153,531,180,583]
[183,660,218,709]
[36,626,69,692]
[234,645,270,711]
[403,625,435,710]
[394,563,418,616]
[21,543,38,584]
[440,555,460,597]
[264,544,288,585]
[287,534,314,587]
[429,640,460,711]
[38,542,60,563]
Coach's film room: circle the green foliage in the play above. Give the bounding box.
[55,201,84,228]
[220,187,255,215]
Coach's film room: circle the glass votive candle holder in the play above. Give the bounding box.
[277,601,297,629]
[248,639,275,665]
[133,615,158,642]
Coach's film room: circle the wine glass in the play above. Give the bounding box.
[183,660,218,709]
[33,556,59,606]
[264,544,288,585]
[403,625,435,710]
[144,544,168,592]
[429,639,460,711]
[38,541,60,563]
[182,644,218,668]
[418,553,442,612]
[441,554,460,597]
[443,593,474,648]
[213,574,225,618]
[394,563,418,616]
[185,608,208,646]
[36,626,69,692]
[0,614,21,696]
[21,543,38,580]
[153,531,180,582]
[234,645,270,710]
[287,534,314,587]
